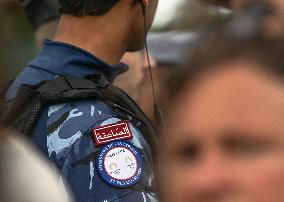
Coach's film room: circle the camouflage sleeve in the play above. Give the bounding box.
[46,99,158,202]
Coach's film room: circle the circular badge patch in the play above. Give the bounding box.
[97,141,143,187]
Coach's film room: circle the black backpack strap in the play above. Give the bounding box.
[40,75,158,152]
[4,74,157,153]
[39,75,158,152]
[4,75,109,136]
[38,74,110,104]
[3,84,43,136]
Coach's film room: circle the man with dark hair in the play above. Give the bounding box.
[5,0,159,201]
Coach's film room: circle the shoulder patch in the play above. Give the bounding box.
[97,141,143,188]
[92,120,133,146]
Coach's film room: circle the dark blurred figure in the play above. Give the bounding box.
[205,0,284,35]
[0,1,35,79]
[21,0,60,50]
[157,12,284,202]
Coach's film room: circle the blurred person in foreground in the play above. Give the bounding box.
[157,14,284,202]
[0,132,72,202]
[0,82,71,202]
[5,0,159,201]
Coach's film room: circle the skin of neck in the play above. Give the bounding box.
[54,2,139,65]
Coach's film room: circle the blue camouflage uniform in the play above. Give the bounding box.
[5,40,158,202]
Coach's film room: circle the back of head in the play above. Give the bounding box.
[55,0,159,58]
[59,0,119,16]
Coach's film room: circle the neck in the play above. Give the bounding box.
[54,13,131,65]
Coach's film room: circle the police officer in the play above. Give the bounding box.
[5,0,159,201]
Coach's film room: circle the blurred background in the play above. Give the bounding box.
[0,0,35,80]
[0,0,230,80]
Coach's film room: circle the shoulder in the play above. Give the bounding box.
[46,99,115,158]
[47,99,114,134]
[5,66,55,101]
[45,99,151,161]
[42,100,157,201]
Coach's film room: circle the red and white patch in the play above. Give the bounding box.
[92,121,133,146]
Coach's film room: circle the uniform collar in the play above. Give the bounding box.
[29,40,128,82]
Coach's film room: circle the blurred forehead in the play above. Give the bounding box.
[164,59,284,137]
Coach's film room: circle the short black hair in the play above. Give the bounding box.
[59,0,119,16]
